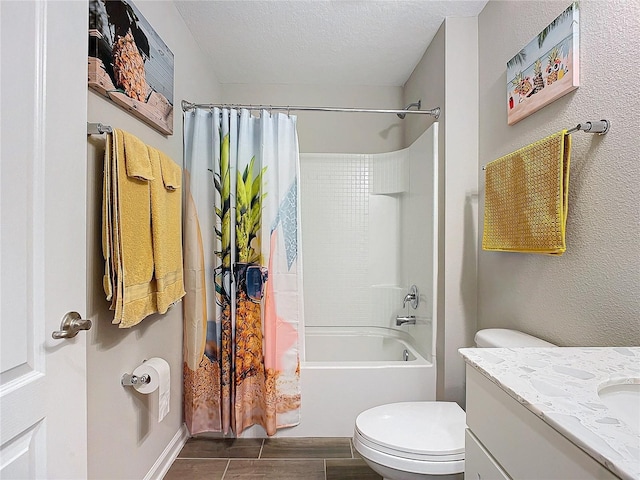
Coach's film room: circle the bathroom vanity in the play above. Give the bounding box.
[460,347,640,480]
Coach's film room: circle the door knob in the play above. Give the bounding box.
[52,311,92,339]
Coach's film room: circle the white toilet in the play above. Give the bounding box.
[353,329,555,480]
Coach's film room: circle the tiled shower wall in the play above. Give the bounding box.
[300,151,408,329]
[300,154,373,327]
[300,126,436,360]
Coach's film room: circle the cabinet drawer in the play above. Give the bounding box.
[465,366,617,480]
[465,429,510,480]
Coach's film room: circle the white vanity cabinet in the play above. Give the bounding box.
[464,366,619,480]
[465,428,510,480]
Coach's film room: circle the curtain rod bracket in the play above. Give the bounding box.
[181,100,196,111]
[397,100,421,119]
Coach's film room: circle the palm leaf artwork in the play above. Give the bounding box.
[538,2,578,48]
[507,49,527,70]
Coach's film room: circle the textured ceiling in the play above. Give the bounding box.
[174,1,487,86]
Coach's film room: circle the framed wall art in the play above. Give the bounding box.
[506,3,579,125]
[89,0,174,135]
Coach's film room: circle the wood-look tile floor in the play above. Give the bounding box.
[165,437,382,480]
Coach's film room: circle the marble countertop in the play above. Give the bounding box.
[459,347,640,480]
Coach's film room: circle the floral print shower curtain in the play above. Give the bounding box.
[183,108,302,436]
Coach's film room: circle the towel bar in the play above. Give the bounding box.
[87,122,113,135]
[482,120,609,170]
[566,119,609,135]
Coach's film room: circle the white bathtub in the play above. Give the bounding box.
[305,327,419,362]
[277,326,436,437]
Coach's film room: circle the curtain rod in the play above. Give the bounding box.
[181,100,441,119]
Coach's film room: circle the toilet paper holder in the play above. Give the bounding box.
[121,372,152,387]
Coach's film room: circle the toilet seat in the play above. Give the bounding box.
[354,402,466,475]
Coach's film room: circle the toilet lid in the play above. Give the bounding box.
[355,402,465,461]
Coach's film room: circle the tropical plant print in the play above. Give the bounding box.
[183,107,302,437]
[236,157,266,265]
[214,134,232,273]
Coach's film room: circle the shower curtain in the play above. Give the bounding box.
[183,108,303,436]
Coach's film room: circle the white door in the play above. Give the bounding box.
[1,1,88,478]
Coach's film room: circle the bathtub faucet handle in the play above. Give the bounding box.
[402,285,419,309]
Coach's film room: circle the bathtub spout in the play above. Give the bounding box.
[396,315,416,326]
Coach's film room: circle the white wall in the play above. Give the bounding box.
[403,24,445,150]
[402,17,479,405]
[86,2,221,478]
[478,1,640,346]
[221,83,404,154]
[403,24,447,399]
[442,17,479,406]
[400,125,439,361]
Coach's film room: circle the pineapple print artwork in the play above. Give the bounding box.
[112,30,148,101]
[545,46,562,86]
[532,59,545,94]
[506,2,579,125]
[213,133,274,433]
[88,0,174,134]
[511,72,533,103]
[97,0,151,102]
[234,156,268,388]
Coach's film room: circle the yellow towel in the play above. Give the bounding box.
[124,132,155,181]
[482,131,571,255]
[102,132,114,302]
[102,130,187,327]
[111,129,158,327]
[148,146,186,313]
[159,152,181,190]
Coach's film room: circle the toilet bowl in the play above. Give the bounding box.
[353,329,555,479]
[354,402,465,480]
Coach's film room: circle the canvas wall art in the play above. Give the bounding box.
[89,0,174,135]
[506,3,579,125]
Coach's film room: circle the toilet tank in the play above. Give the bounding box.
[475,328,556,348]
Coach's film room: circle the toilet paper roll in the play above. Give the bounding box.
[132,357,170,422]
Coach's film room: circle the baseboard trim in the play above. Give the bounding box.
[144,424,189,480]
